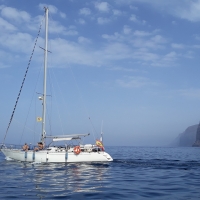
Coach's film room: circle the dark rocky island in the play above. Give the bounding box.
[172,123,200,147]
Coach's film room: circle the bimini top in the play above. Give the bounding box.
[45,133,90,142]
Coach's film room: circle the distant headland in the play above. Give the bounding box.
[172,123,200,147]
[192,123,200,147]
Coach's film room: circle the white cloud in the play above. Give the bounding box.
[103,42,132,60]
[39,4,58,14]
[102,32,121,40]
[177,88,200,99]
[151,35,167,44]
[116,76,156,88]
[49,20,78,35]
[0,5,5,10]
[172,21,176,25]
[109,66,145,73]
[79,8,91,15]
[123,25,132,35]
[60,12,66,18]
[117,0,200,22]
[97,17,110,24]
[175,0,200,22]
[192,45,200,49]
[0,49,12,68]
[64,29,78,36]
[0,32,33,53]
[26,15,44,32]
[113,9,122,16]
[163,51,178,62]
[50,38,104,67]
[0,17,17,31]
[95,2,110,12]
[0,61,9,68]
[129,14,146,24]
[142,20,146,25]
[0,2,192,72]
[133,49,159,62]
[129,14,138,22]
[133,30,151,37]
[171,43,185,49]
[101,25,182,67]
[1,7,30,22]
[39,4,65,18]
[184,50,194,59]
[151,51,178,67]
[77,18,86,25]
[78,36,91,44]
[49,20,67,34]
[193,34,200,41]
[132,37,166,50]
[130,5,138,10]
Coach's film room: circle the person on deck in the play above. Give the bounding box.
[34,142,45,151]
[22,143,29,151]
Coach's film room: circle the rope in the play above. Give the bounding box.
[3,15,45,144]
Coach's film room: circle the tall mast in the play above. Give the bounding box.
[41,7,48,143]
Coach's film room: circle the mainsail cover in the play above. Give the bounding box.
[45,133,90,141]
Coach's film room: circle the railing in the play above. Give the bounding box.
[0,143,37,150]
[0,143,104,152]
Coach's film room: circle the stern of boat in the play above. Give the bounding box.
[103,152,113,161]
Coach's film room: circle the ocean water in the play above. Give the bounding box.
[0,146,200,199]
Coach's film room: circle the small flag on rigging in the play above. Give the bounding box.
[37,117,42,122]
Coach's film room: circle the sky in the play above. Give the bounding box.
[1,0,200,146]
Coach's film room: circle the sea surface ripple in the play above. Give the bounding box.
[0,146,200,199]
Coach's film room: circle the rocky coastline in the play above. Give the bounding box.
[192,122,200,147]
[172,123,200,147]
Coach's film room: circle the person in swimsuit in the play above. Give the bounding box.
[22,143,29,151]
[34,142,45,151]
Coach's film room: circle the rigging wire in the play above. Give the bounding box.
[3,14,45,144]
[49,68,65,135]
[47,12,98,141]
[68,65,98,141]
[31,59,45,144]
[19,63,43,145]
[13,119,36,134]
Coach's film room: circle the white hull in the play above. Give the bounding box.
[1,148,113,163]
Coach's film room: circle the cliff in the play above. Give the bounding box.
[172,124,198,147]
[192,122,200,147]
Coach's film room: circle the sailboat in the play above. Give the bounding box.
[1,7,113,163]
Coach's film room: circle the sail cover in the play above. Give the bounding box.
[45,133,90,141]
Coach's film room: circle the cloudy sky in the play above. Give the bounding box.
[1,0,200,146]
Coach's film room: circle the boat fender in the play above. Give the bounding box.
[46,152,49,162]
[73,146,81,155]
[65,152,68,160]
[32,152,35,161]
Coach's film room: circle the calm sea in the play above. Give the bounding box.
[0,146,200,199]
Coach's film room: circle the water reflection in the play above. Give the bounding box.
[1,147,200,199]
[29,162,110,197]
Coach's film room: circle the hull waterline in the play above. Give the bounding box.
[1,148,113,163]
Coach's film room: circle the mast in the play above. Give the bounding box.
[41,7,49,143]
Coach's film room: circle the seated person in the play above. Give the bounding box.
[34,142,45,151]
[22,143,29,151]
